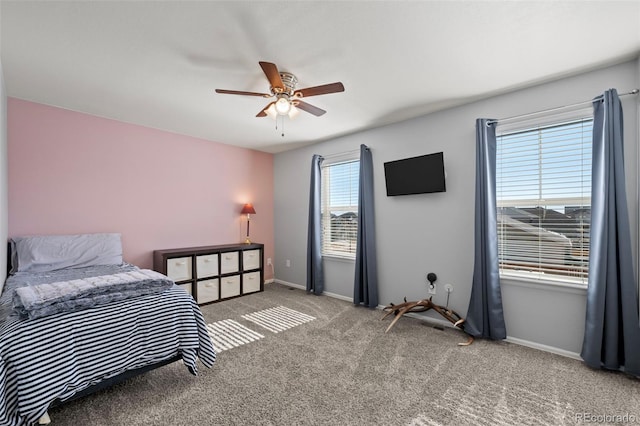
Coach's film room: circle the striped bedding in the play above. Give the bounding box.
[0,265,216,426]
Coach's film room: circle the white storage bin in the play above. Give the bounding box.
[220,251,239,274]
[243,271,261,293]
[178,283,192,296]
[166,257,192,282]
[197,279,219,304]
[220,275,241,298]
[243,250,260,270]
[196,254,218,278]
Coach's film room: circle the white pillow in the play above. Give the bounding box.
[10,233,123,274]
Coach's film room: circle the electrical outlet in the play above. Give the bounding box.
[285,259,291,267]
[267,258,272,266]
[426,272,437,295]
[445,283,454,293]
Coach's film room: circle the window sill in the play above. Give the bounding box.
[322,254,355,263]
[500,274,587,295]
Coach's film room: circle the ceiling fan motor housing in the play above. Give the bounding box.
[275,72,298,96]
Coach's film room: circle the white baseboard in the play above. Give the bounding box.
[273,279,354,303]
[388,308,582,360]
[504,336,582,360]
[273,278,581,361]
[265,278,275,285]
[273,279,304,290]
[375,305,466,330]
[322,290,353,303]
[400,311,457,329]
[381,307,582,360]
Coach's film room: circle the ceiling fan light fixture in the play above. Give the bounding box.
[288,104,300,119]
[265,103,277,119]
[275,96,291,115]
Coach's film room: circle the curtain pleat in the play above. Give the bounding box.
[581,89,640,376]
[465,118,507,339]
[353,144,378,308]
[306,155,324,295]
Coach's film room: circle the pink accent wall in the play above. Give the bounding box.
[7,98,274,278]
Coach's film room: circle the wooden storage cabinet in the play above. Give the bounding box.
[153,243,264,305]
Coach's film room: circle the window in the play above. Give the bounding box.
[321,159,359,258]
[496,118,592,285]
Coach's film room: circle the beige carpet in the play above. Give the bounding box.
[49,283,640,425]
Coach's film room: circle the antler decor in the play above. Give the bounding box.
[381,271,474,346]
[381,298,474,346]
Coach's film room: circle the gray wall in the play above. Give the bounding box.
[1,59,7,286]
[274,60,639,356]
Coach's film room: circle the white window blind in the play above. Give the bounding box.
[496,118,592,285]
[321,159,360,258]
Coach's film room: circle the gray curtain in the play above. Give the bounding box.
[354,144,378,308]
[581,89,640,376]
[465,118,506,339]
[306,154,324,295]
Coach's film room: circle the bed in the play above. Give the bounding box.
[0,233,216,426]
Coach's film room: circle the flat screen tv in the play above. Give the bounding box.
[384,152,446,196]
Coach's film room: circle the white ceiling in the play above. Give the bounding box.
[1,1,639,153]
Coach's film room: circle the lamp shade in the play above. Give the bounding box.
[241,203,256,215]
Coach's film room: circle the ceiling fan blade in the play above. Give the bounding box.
[215,89,270,97]
[295,100,326,116]
[256,102,275,117]
[259,61,284,91]
[294,82,345,98]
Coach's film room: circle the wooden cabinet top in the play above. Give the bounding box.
[154,243,263,257]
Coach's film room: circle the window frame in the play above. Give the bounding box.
[320,155,360,260]
[495,109,593,288]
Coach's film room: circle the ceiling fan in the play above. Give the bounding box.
[215,61,345,119]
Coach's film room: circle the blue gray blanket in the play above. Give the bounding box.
[12,268,173,320]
